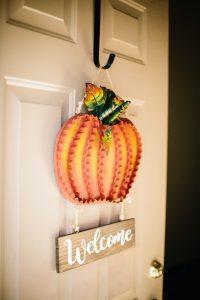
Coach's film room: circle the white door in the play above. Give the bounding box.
[0,0,168,299]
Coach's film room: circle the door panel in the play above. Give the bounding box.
[108,250,135,299]
[102,0,147,64]
[0,0,168,299]
[7,0,77,42]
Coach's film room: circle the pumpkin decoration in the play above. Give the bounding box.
[54,83,142,205]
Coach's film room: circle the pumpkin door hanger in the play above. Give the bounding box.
[54,83,142,205]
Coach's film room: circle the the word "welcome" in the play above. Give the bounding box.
[65,227,133,265]
[56,219,135,272]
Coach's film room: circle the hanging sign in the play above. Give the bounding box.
[56,218,135,273]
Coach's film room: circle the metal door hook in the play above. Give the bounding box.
[93,0,115,69]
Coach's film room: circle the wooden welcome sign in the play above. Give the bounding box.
[56,218,135,273]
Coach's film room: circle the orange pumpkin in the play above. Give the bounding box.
[54,113,141,205]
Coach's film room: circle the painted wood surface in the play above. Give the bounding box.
[56,219,135,272]
[0,0,168,298]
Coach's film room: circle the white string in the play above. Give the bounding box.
[91,68,114,90]
[75,101,83,114]
[105,69,114,90]
[119,201,125,221]
[92,67,102,84]
[72,206,80,233]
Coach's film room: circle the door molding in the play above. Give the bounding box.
[2,76,75,299]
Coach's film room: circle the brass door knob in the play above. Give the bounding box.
[149,260,164,279]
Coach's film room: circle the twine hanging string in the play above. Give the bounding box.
[119,201,125,221]
[91,67,114,90]
[91,67,102,85]
[72,206,80,233]
[105,69,114,90]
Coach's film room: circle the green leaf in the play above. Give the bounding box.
[102,101,131,125]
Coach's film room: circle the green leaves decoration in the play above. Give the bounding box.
[83,83,130,125]
[103,101,131,125]
[83,83,105,111]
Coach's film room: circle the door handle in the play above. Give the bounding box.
[149,260,164,279]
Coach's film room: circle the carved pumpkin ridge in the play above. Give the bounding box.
[54,115,80,201]
[83,116,98,200]
[110,125,123,200]
[118,121,132,198]
[126,124,142,195]
[67,115,86,200]
[97,126,106,199]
